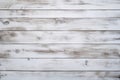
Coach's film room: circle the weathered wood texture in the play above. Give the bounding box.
[0,0,120,9]
[0,59,120,71]
[0,18,120,30]
[0,44,120,58]
[0,31,120,43]
[0,72,120,80]
[0,0,120,80]
[0,10,120,18]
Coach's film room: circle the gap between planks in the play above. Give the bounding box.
[1,30,120,31]
[0,30,120,31]
[0,17,120,19]
[1,9,120,11]
[1,43,120,45]
[0,58,119,59]
[0,70,120,72]
[1,9,120,10]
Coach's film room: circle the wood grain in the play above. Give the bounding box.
[0,18,120,30]
[0,72,120,80]
[0,0,120,9]
[0,0,120,79]
[0,44,120,58]
[0,10,120,18]
[0,59,120,71]
[0,31,120,43]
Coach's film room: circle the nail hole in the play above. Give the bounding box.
[85,60,88,66]
[27,58,30,61]
[3,21,9,25]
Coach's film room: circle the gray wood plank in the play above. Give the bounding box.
[0,72,120,80]
[0,31,120,43]
[0,59,120,71]
[0,0,120,9]
[0,10,120,18]
[0,44,120,58]
[0,18,120,30]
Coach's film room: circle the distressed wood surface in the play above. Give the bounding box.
[0,44,120,58]
[0,10,120,18]
[0,72,120,80]
[0,0,120,9]
[0,18,120,30]
[0,31,120,43]
[0,0,120,80]
[0,59,120,71]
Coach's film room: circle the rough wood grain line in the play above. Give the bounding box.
[0,44,120,58]
[0,0,120,9]
[0,18,120,30]
[0,72,120,80]
[0,10,120,18]
[0,59,120,71]
[0,31,120,43]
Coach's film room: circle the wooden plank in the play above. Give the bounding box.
[0,0,120,9]
[0,72,120,80]
[0,31,120,43]
[0,10,120,18]
[0,59,120,71]
[0,44,120,58]
[0,18,120,30]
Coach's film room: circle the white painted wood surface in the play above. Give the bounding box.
[0,44,120,58]
[0,31,120,43]
[0,10,120,18]
[0,59,120,71]
[0,72,120,80]
[0,0,120,80]
[0,18,120,30]
[0,0,120,9]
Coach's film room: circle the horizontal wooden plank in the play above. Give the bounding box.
[0,59,120,71]
[0,72,120,80]
[0,31,120,43]
[0,0,120,9]
[0,18,120,30]
[0,44,120,58]
[0,10,120,18]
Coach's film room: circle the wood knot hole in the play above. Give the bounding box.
[3,21,9,25]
